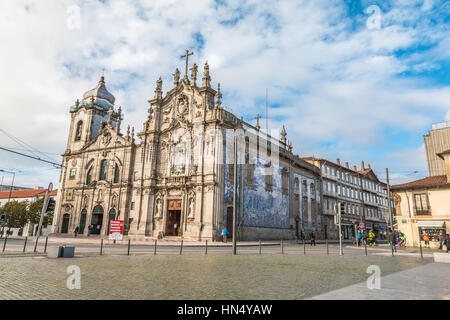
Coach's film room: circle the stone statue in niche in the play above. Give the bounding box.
[155,198,162,218]
[188,197,195,218]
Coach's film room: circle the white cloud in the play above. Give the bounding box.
[0,0,449,188]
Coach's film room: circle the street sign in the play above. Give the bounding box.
[359,222,365,229]
[48,182,53,193]
[109,220,124,240]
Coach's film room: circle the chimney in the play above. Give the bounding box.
[368,163,371,170]
[361,161,365,170]
[345,162,349,169]
[437,151,450,181]
[336,158,340,166]
[353,165,357,171]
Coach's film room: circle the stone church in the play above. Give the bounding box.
[53,53,322,241]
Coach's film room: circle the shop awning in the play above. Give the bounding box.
[416,221,445,228]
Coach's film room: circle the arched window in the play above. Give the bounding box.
[75,121,83,141]
[113,163,120,183]
[99,159,108,181]
[86,166,93,185]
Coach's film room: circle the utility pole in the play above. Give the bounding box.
[337,202,343,256]
[37,182,52,237]
[232,135,238,255]
[386,168,394,232]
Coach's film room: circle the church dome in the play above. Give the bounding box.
[82,76,115,105]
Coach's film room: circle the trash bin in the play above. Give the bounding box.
[62,246,75,258]
[47,246,64,258]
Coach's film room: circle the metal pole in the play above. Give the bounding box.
[2,171,16,237]
[180,239,183,255]
[338,203,343,256]
[419,241,423,260]
[259,240,261,255]
[205,240,208,255]
[154,239,157,255]
[100,239,103,256]
[37,186,51,237]
[386,168,394,232]
[326,238,329,256]
[44,236,48,254]
[281,240,284,255]
[365,238,368,256]
[2,236,7,252]
[303,240,306,255]
[23,236,28,252]
[33,236,39,253]
[232,135,238,255]
[127,239,131,256]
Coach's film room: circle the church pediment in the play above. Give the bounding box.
[81,125,129,152]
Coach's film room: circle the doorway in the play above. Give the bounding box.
[61,214,70,234]
[226,206,233,238]
[79,209,87,234]
[166,200,182,236]
[91,205,104,235]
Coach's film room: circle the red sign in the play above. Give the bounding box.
[109,220,124,240]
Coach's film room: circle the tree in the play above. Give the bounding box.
[27,197,54,227]
[0,200,29,230]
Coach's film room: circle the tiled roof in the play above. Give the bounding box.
[391,175,449,189]
[0,188,58,199]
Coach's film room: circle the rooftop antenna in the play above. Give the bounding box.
[266,88,269,134]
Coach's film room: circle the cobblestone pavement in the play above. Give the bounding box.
[0,253,431,300]
[310,263,450,300]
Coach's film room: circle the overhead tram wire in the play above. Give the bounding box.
[0,128,60,164]
[0,146,62,168]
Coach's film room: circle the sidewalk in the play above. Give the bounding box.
[310,263,450,300]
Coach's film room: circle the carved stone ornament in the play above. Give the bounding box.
[71,159,77,167]
[102,130,112,146]
[177,95,188,116]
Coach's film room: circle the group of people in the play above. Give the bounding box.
[388,230,406,252]
[424,231,450,252]
[355,230,378,247]
[73,224,100,237]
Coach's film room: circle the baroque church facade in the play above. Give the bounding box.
[53,54,323,241]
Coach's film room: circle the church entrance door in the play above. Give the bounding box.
[166,200,182,236]
[91,205,104,235]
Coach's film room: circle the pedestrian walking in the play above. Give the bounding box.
[388,230,397,252]
[87,224,93,237]
[74,226,80,238]
[439,231,445,250]
[445,234,450,253]
[356,231,362,247]
[222,226,229,243]
[309,231,316,246]
[422,232,430,248]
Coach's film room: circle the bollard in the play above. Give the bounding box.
[44,236,48,254]
[326,239,329,256]
[154,239,157,255]
[364,240,368,256]
[2,236,7,253]
[100,239,103,256]
[303,241,306,255]
[180,240,183,255]
[205,240,208,255]
[391,244,394,257]
[419,241,423,260]
[23,236,28,253]
[281,240,284,255]
[259,240,261,255]
[127,239,131,256]
[33,236,39,253]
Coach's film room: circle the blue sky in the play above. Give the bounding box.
[0,0,449,188]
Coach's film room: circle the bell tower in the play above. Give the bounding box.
[65,76,121,154]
